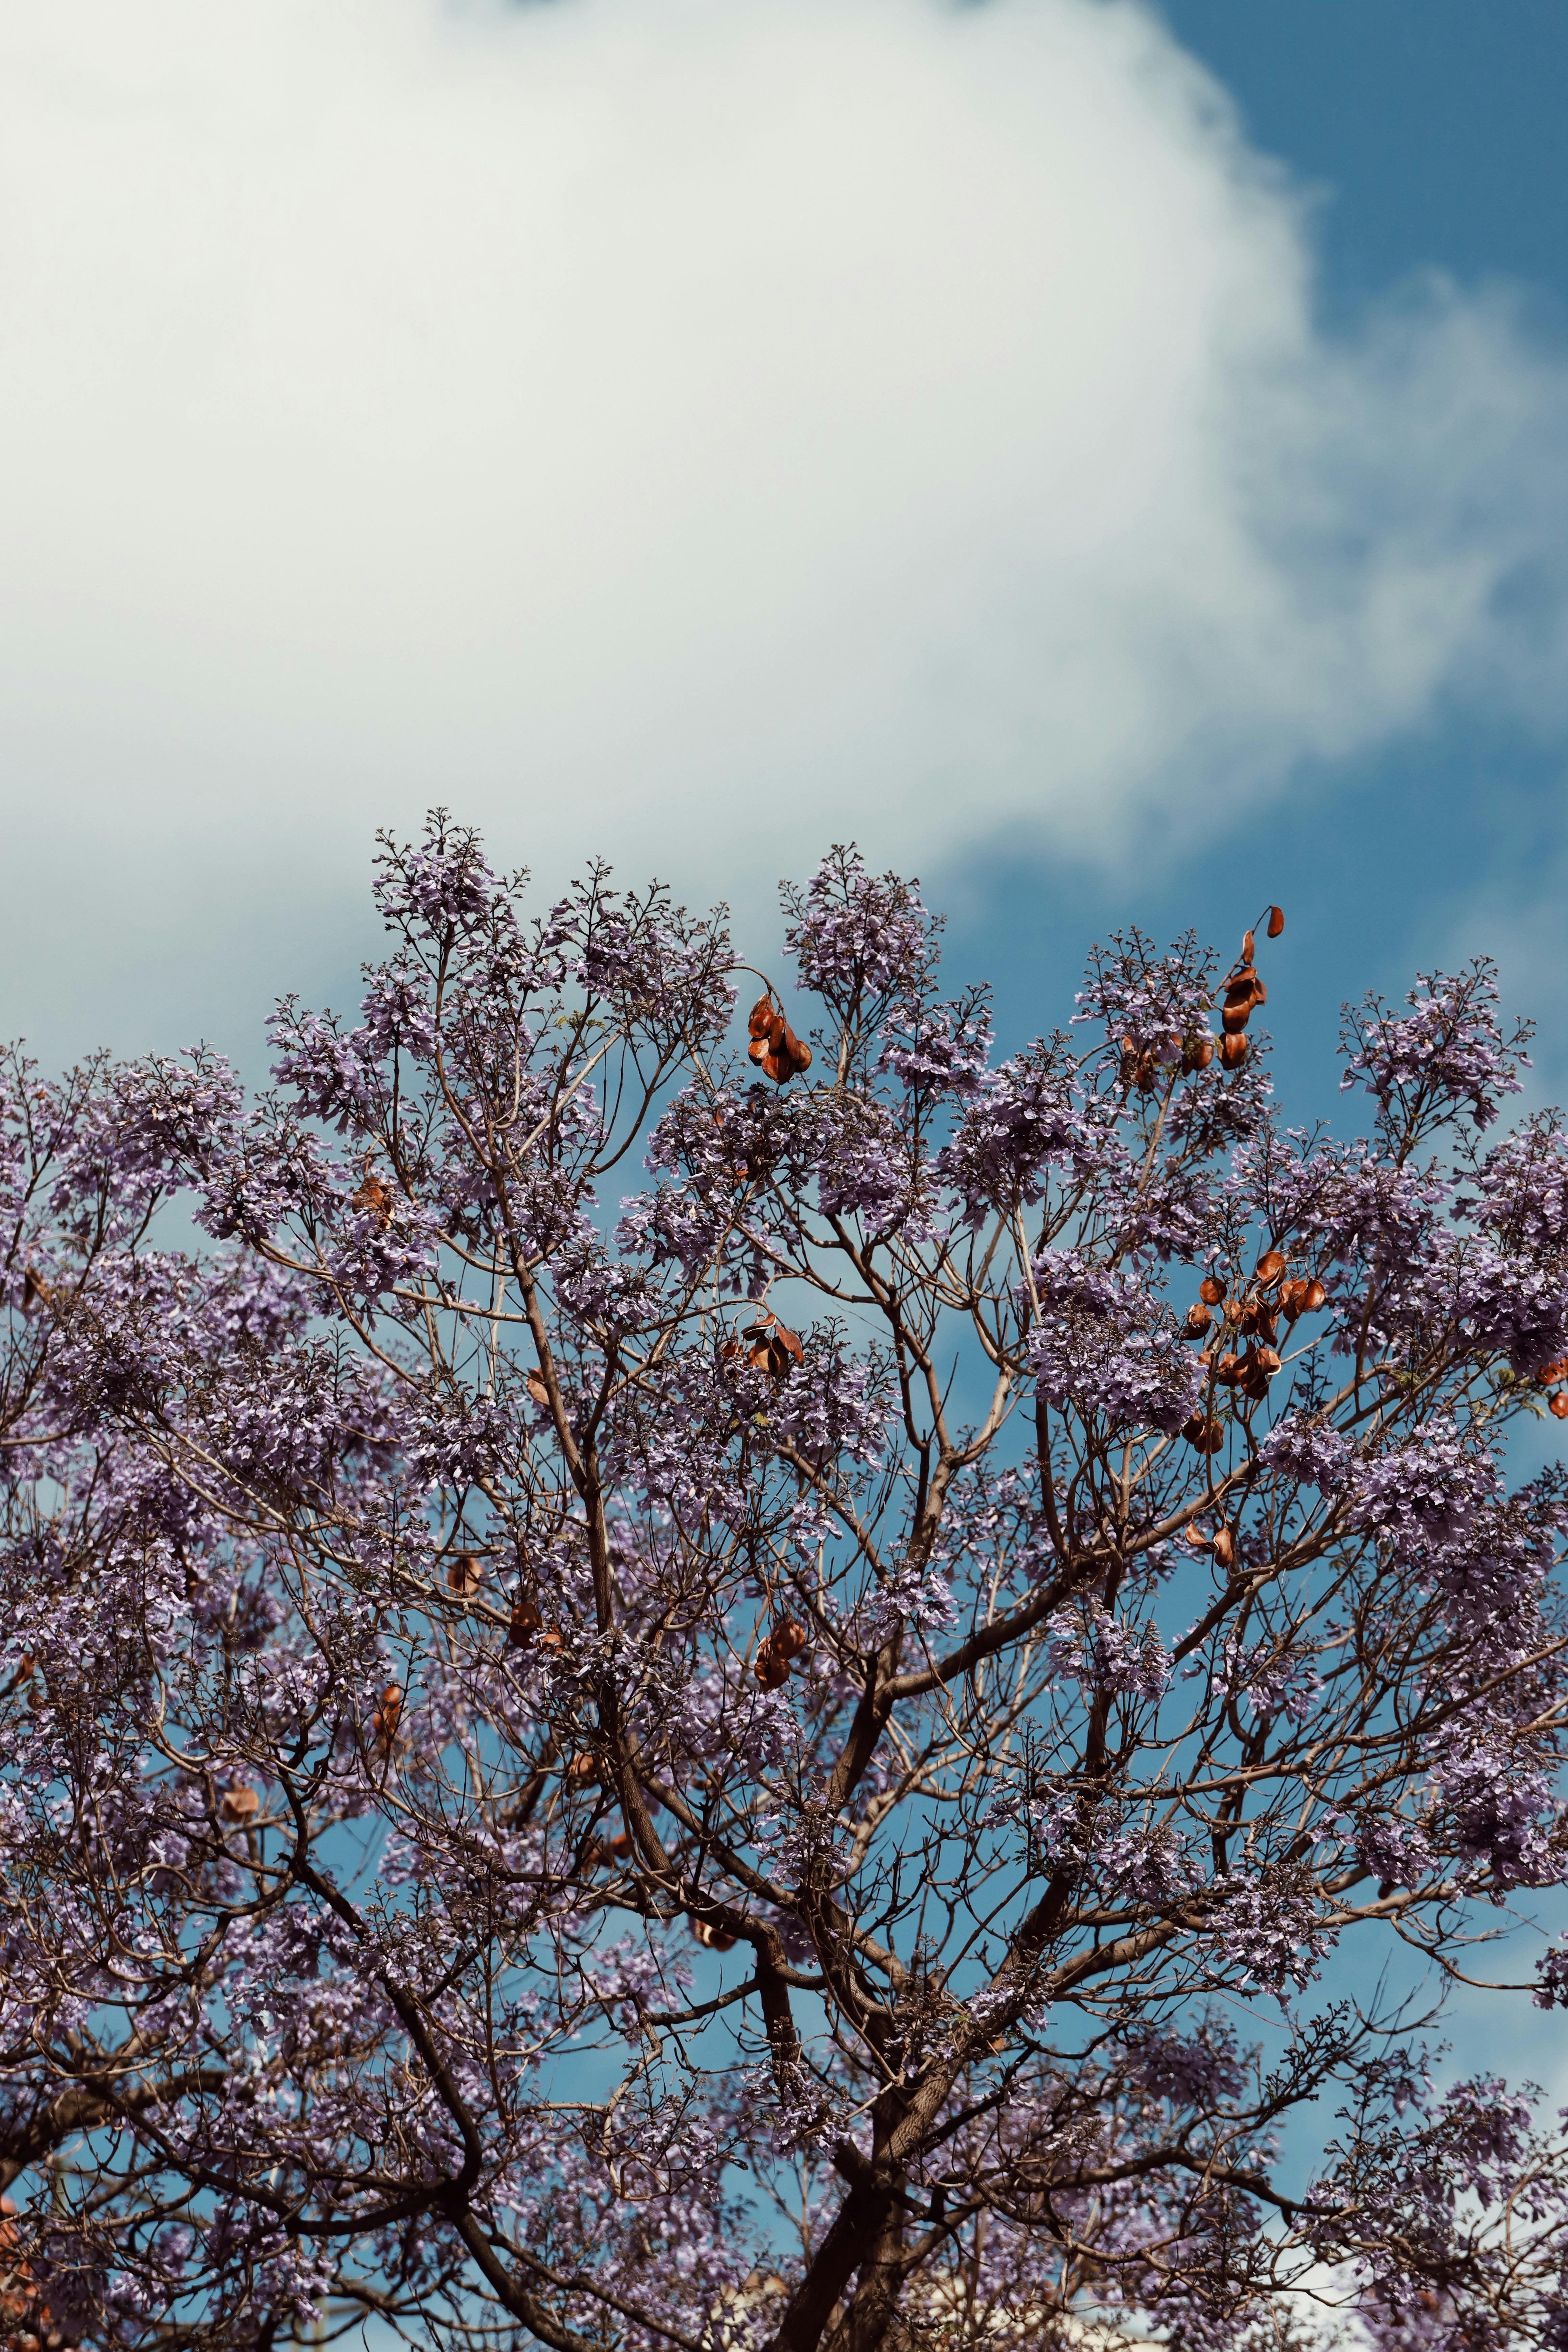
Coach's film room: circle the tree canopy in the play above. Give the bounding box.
[3,817,1568,2352]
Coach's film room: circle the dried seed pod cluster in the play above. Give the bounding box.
[754,1616,808,1690]
[371,1681,402,1761]
[1215,905,1285,1072]
[722,1305,805,1380]
[1116,906,1281,1088]
[748,994,812,1086]
[1180,1246,1328,1434]
[349,1154,394,1229]
[1184,1522,1236,1569]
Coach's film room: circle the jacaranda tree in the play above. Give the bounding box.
[3,815,1568,2352]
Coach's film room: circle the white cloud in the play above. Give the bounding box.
[0,0,1565,1056]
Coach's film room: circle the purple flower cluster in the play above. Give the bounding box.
[0,821,1562,2352]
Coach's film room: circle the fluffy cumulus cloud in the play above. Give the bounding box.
[1,0,1566,1052]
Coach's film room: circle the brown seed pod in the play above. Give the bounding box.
[1210,1526,1235,1569]
[1183,1523,1212,1552]
[371,1683,403,1758]
[508,1600,543,1650]
[220,1785,261,1824]
[742,1308,804,1378]
[748,994,776,1040]
[1220,1034,1249,1071]
[1255,1345,1282,1375]
[759,1014,813,1086]
[1182,1413,1225,1454]
[350,1168,394,1230]
[690,1916,736,1952]
[610,1831,633,1859]
[1255,1250,1287,1286]
[1215,1352,1241,1386]
[1183,1302,1213,1338]
[446,1552,484,1599]
[1199,1276,1225,1306]
[1300,1278,1327,1313]
[1223,1298,1244,1327]
[1552,1394,1568,1420]
[567,1752,598,1784]
[20,1266,51,1315]
[1221,1003,1251,1036]
[1538,1359,1568,1385]
[1267,906,1285,938]
[754,1641,791,1691]
[1181,1032,1216,1073]
[1241,930,1255,965]
[771,1618,808,1660]
[525,1370,550,1406]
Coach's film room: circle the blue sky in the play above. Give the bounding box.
[3,0,1565,1099]
[939,0,1568,1092]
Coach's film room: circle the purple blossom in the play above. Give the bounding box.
[0,834,1563,2352]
